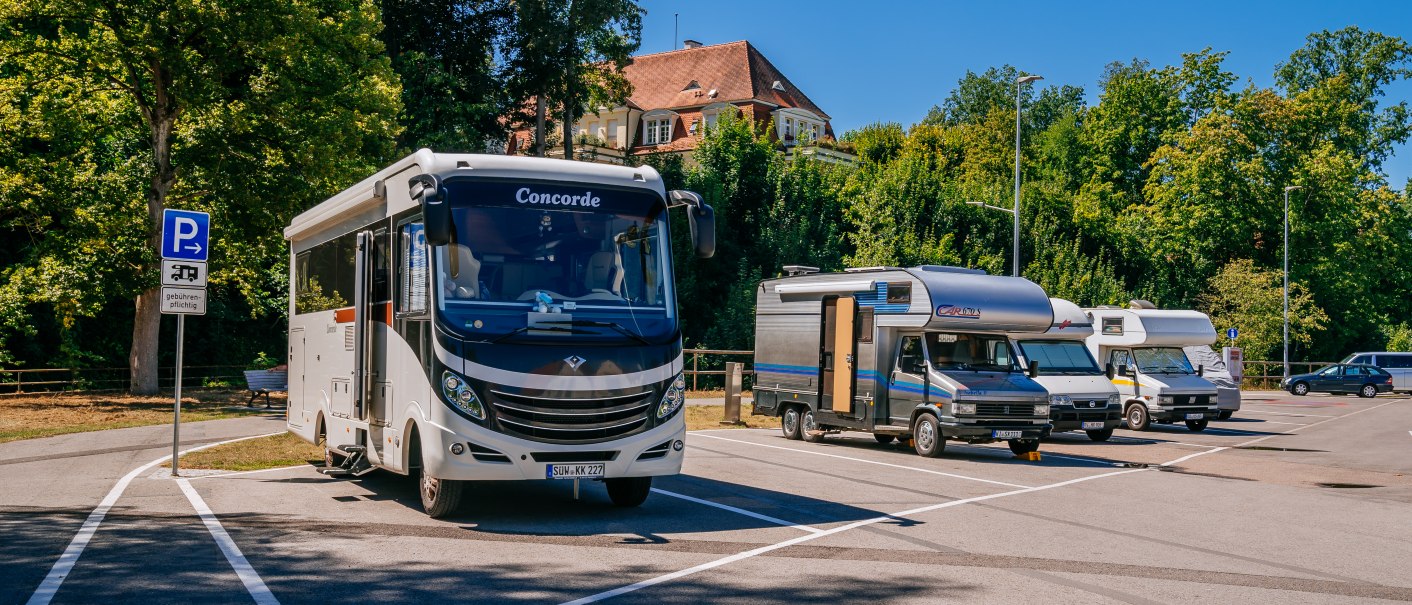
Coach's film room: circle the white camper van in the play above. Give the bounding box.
[284,150,714,517]
[1085,303,1221,432]
[1009,298,1123,441]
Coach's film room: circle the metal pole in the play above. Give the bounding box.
[172,314,184,476]
[1012,79,1023,277]
[1282,185,1299,380]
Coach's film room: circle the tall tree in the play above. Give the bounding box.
[0,0,400,393]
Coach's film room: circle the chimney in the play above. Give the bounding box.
[683,39,703,49]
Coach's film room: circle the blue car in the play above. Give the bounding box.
[1280,364,1393,398]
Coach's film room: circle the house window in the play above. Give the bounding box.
[643,117,673,145]
[784,118,794,139]
[606,120,618,146]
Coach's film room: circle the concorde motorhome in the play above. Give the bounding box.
[284,150,714,517]
[753,266,1053,457]
[1084,304,1220,432]
[1008,298,1123,441]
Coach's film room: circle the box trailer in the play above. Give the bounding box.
[1009,298,1123,441]
[752,265,1053,457]
[1084,303,1221,432]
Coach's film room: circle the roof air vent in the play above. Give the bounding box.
[771,80,786,92]
[708,89,718,98]
[682,79,700,91]
[1128,299,1158,310]
[783,265,819,276]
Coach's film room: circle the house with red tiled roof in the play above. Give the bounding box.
[508,40,854,164]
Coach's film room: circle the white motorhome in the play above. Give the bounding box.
[284,150,714,517]
[753,266,1054,458]
[1183,345,1241,419]
[1009,298,1122,441]
[1085,303,1221,432]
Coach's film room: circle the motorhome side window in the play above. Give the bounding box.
[926,333,1017,372]
[898,336,925,374]
[399,222,429,315]
[885,283,911,304]
[293,231,356,314]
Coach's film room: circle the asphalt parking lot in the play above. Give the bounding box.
[4,392,1412,604]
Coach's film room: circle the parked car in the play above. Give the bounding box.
[1342,352,1412,393]
[1281,364,1393,398]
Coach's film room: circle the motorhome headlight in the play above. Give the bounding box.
[1047,395,1072,406]
[441,370,485,420]
[657,375,686,419]
[1034,404,1050,416]
[1156,395,1174,405]
[1107,394,1121,407]
[953,402,976,415]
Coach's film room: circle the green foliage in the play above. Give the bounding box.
[1198,259,1328,361]
[1382,324,1412,352]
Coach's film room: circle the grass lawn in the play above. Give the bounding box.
[167,431,323,471]
[0,390,281,444]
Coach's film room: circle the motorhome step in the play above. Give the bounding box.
[319,467,355,476]
[341,445,367,454]
[872,426,911,434]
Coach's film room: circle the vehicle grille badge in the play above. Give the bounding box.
[564,355,587,370]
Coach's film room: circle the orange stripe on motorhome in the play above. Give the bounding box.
[333,303,393,325]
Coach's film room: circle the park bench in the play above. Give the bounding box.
[242,369,288,408]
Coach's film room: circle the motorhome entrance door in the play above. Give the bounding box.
[354,229,391,463]
[821,296,857,414]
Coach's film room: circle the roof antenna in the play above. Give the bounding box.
[674,13,679,50]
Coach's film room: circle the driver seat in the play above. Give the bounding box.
[584,250,622,294]
[447,244,481,299]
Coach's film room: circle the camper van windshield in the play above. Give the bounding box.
[926,333,1018,372]
[1016,340,1103,376]
[1133,347,1195,374]
[433,181,675,343]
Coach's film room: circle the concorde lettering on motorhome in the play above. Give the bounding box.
[1084,302,1220,432]
[1008,298,1123,442]
[752,265,1053,458]
[284,150,714,517]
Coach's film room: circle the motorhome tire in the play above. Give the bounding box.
[801,409,825,443]
[418,457,464,518]
[1086,428,1114,442]
[1185,419,1208,431]
[1126,403,1150,431]
[912,414,945,457]
[1359,385,1378,398]
[781,406,803,440]
[1217,410,1233,420]
[1291,382,1309,396]
[874,434,896,444]
[606,477,652,507]
[1008,439,1040,455]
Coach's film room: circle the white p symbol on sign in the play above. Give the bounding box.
[172,217,200,255]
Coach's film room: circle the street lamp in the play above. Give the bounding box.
[967,73,1042,277]
[1283,185,1302,380]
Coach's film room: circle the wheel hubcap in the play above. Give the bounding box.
[1129,409,1141,426]
[917,421,935,451]
[422,472,438,503]
[802,412,816,432]
[783,410,798,433]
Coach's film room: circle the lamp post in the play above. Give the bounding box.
[970,73,1042,277]
[1283,185,1301,379]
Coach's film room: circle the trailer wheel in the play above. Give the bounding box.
[606,477,652,507]
[781,406,803,440]
[873,434,896,444]
[1008,439,1040,455]
[418,449,463,518]
[1125,403,1150,431]
[1085,428,1114,442]
[1185,419,1208,432]
[801,409,825,443]
[912,414,945,458]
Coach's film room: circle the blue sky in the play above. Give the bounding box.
[637,0,1412,189]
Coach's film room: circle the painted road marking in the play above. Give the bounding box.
[651,488,822,533]
[25,432,283,605]
[692,432,1030,489]
[1161,398,1405,467]
[177,479,279,604]
[559,467,1148,605]
[187,465,310,481]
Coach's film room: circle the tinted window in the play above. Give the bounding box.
[898,336,925,374]
[1352,355,1373,364]
[1380,355,1412,369]
[294,231,356,314]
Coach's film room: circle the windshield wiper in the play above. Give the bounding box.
[538,320,649,345]
[489,325,593,344]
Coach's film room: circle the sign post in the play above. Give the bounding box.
[160,209,210,476]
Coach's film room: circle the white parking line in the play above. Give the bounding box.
[559,467,1148,605]
[186,465,310,480]
[692,432,1030,489]
[1110,436,1220,448]
[1248,420,1306,426]
[650,488,822,533]
[25,431,284,605]
[1161,398,1404,467]
[177,479,279,604]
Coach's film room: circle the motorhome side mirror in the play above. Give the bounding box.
[1105,362,1115,380]
[1119,364,1131,377]
[670,190,716,259]
[1028,360,1040,379]
[412,174,450,246]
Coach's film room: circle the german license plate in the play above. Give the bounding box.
[1185,413,1203,420]
[1081,421,1105,430]
[546,463,605,479]
[992,430,1022,439]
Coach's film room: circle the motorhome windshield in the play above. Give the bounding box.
[1017,340,1103,376]
[1133,347,1195,374]
[927,332,1018,372]
[434,181,675,343]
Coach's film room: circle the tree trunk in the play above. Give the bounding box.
[129,64,178,395]
[535,94,546,157]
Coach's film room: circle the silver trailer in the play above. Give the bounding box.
[752,266,1054,457]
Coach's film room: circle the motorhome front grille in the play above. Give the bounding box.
[975,403,1037,417]
[488,389,655,444]
[1172,395,1211,406]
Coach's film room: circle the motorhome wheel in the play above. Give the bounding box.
[1217,410,1233,420]
[874,434,896,444]
[1008,439,1040,455]
[1126,403,1150,431]
[606,477,652,507]
[912,414,945,457]
[1086,428,1114,442]
[1185,419,1208,432]
[801,409,825,443]
[781,406,802,440]
[419,454,464,518]
[324,446,346,469]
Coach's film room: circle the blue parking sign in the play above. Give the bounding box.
[161,209,210,261]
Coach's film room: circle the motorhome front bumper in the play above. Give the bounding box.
[940,419,1050,442]
[1149,406,1218,421]
[1050,407,1123,432]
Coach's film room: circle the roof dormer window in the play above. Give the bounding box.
[683,80,701,91]
[771,80,786,92]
